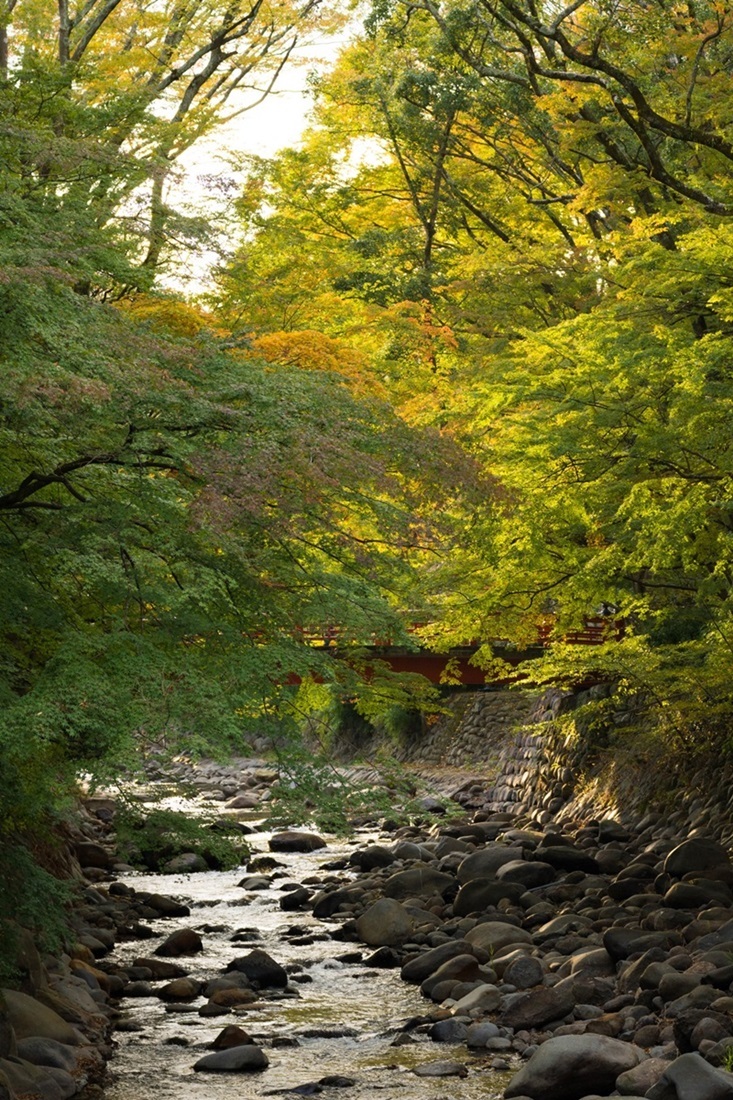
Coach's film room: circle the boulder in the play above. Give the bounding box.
[74,842,111,869]
[503,956,546,990]
[146,894,191,917]
[465,922,533,953]
[269,832,326,853]
[457,847,520,883]
[616,1058,669,1095]
[383,868,454,900]
[1,991,82,1045]
[401,940,477,984]
[158,978,202,1003]
[453,879,525,916]
[356,899,414,947]
[533,845,599,873]
[225,949,288,988]
[162,854,208,873]
[193,1045,269,1072]
[664,839,731,878]
[153,929,203,957]
[504,1034,644,1099]
[501,986,575,1030]
[451,984,502,1014]
[646,1052,733,1100]
[496,860,556,889]
[210,1025,253,1049]
[132,957,188,980]
[349,845,397,871]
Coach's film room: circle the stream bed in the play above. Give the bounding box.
[104,825,514,1100]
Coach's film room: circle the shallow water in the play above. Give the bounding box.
[105,826,513,1100]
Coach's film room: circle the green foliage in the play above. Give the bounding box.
[114,806,250,872]
[0,845,72,985]
[265,738,458,834]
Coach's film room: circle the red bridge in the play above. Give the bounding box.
[309,618,624,687]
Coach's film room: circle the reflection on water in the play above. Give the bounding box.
[105,827,512,1100]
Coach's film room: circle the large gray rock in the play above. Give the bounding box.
[153,929,203,957]
[457,847,519,884]
[269,831,326,852]
[383,867,454,900]
[616,1058,671,1095]
[646,1052,733,1099]
[465,921,533,953]
[193,1045,269,1072]
[421,954,484,998]
[401,940,477,984]
[356,899,414,947]
[504,1034,644,1100]
[496,860,556,889]
[15,1038,79,1071]
[453,879,525,916]
[225,949,287,989]
[1,991,82,1045]
[664,839,731,878]
[501,985,575,1029]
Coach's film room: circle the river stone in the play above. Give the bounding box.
[429,1019,469,1042]
[533,845,599,873]
[15,1038,79,1072]
[503,956,545,989]
[163,854,209,873]
[238,875,271,890]
[413,1060,468,1077]
[211,1025,253,1049]
[146,894,191,917]
[350,845,397,871]
[667,882,732,908]
[401,940,477,984]
[193,1045,269,1072]
[154,929,203,957]
[280,887,311,911]
[467,1021,501,1046]
[383,868,454,900]
[454,879,525,916]
[133,957,188,980]
[451,983,502,1014]
[225,949,288,988]
[646,1052,733,1099]
[465,921,533,953]
[210,988,258,1007]
[496,860,556,889]
[1,991,82,1045]
[269,832,326,853]
[664,840,731,878]
[457,847,519,883]
[501,985,575,1029]
[616,1058,669,1095]
[603,927,679,962]
[421,954,484,997]
[74,842,111,869]
[569,948,615,978]
[356,899,414,946]
[504,1034,644,1100]
[226,794,259,809]
[158,978,202,1002]
[312,887,363,919]
[0,1056,66,1100]
[392,841,432,861]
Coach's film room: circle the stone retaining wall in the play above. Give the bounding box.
[376,685,733,845]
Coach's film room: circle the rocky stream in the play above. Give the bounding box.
[7,712,733,1100]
